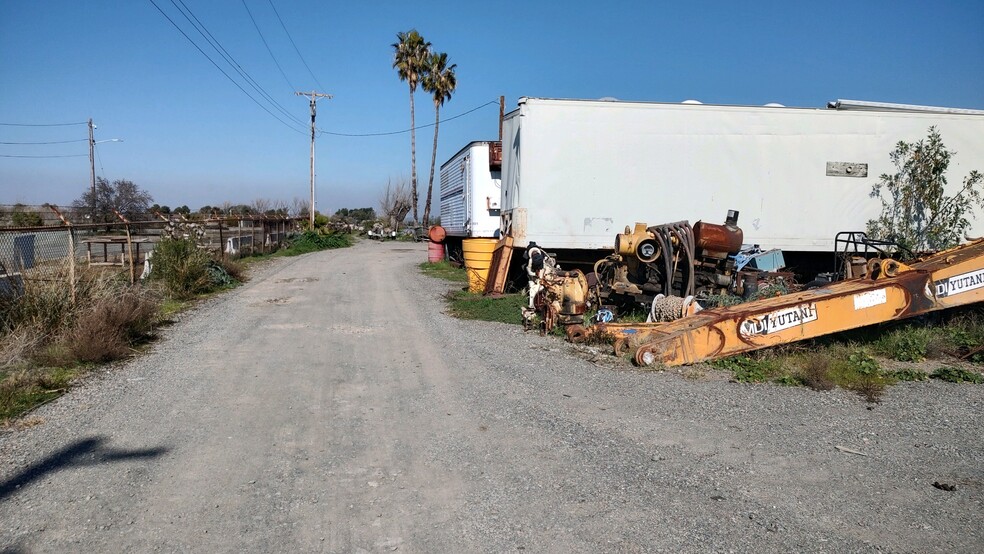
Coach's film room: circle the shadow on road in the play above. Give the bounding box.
[0,436,169,501]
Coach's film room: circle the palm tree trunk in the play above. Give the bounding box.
[409,87,419,226]
[423,103,441,226]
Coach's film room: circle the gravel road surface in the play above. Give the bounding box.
[1,240,982,553]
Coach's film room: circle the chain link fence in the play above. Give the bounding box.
[0,205,303,299]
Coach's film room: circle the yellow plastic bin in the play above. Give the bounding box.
[461,238,498,293]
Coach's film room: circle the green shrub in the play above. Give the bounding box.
[873,326,930,362]
[11,210,43,227]
[282,231,351,256]
[931,367,984,384]
[711,355,783,383]
[888,368,930,382]
[149,238,216,298]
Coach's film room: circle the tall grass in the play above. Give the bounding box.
[0,262,162,420]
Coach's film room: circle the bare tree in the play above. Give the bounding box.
[272,199,290,216]
[291,197,311,219]
[251,198,272,215]
[379,177,413,230]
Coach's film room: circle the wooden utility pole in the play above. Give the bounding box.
[88,118,96,199]
[499,96,505,141]
[295,91,332,228]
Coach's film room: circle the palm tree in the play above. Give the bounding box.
[421,52,457,227]
[392,30,431,226]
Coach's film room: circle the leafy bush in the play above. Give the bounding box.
[11,210,43,227]
[149,238,216,298]
[845,350,886,402]
[931,367,984,384]
[888,368,930,382]
[867,127,984,254]
[282,231,351,256]
[711,355,783,383]
[873,326,930,362]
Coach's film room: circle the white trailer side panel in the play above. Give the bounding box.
[500,98,984,251]
[440,141,502,238]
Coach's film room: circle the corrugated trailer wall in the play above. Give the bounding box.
[440,149,468,236]
[501,98,984,253]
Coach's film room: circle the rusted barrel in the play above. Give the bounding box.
[428,225,447,243]
[427,240,445,263]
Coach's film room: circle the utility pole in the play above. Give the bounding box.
[295,91,332,228]
[88,118,96,198]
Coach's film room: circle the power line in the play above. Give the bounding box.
[94,142,107,178]
[242,0,295,91]
[169,0,307,129]
[0,139,89,145]
[0,121,87,127]
[267,0,325,91]
[0,153,88,158]
[318,100,499,137]
[147,0,306,135]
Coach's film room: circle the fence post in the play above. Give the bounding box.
[218,219,225,260]
[44,204,77,303]
[113,209,136,284]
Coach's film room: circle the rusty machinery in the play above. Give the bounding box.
[591,210,744,311]
[590,238,984,366]
[531,269,590,338]
[521,243,591,338]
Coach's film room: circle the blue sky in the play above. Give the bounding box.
[2,1,982,214]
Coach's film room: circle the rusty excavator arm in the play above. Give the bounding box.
[617,239,984,367]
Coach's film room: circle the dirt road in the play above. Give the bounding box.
[2,240,982,552]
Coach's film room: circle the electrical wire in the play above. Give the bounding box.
[0,121,87,127]
[319,100,498,137]
[94,142,107,178]
[169,0,308,130]
[0,154,87,158]
[147,0,306,135]
[242,0,295,92]
[0,139,89,145]
[267,0,325,91]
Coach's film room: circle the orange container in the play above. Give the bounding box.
[428,225,447,243]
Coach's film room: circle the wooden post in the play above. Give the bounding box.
[499,95,505,141]
[112,209,135,284]
[218,220,225,260]
[67,226,77,303]
[42,204,78,303]
[125,224,135,284]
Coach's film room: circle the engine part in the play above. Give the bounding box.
[593,211,743,310]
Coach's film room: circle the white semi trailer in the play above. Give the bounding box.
[439,141,502,259]
[499,97,984,261]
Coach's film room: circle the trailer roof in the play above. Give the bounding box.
[509,97,984,116]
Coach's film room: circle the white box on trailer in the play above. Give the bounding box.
[500,97,984,252]
[440,141,502,238]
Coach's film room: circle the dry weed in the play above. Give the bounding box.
[798,354,836,391]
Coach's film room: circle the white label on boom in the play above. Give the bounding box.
[854,289,887,310]
[934,268,984,298]
[739,303,818,337]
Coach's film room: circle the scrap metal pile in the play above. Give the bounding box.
[519,210,984,367]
